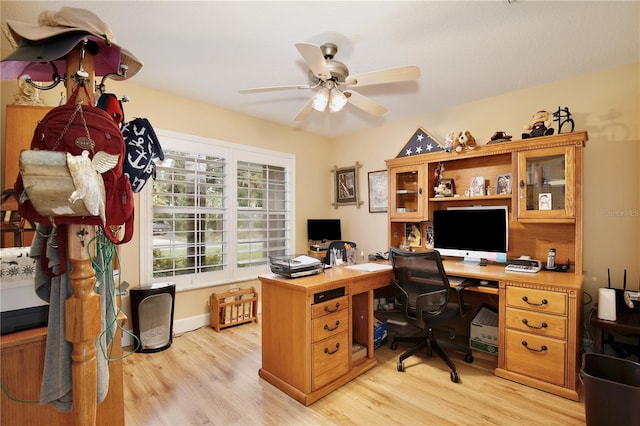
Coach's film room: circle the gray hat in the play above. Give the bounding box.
[1,7,141,80]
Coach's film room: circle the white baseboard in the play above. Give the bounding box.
[121,301,261,347]
[121,313,211,348]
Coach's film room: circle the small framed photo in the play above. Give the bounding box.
[368,170,388,213]
[496,173,512,195]
[435,178,455,197]
[406,223,422,248]
[470,176,485,196]
[424,224,434,249]
[539,193,552,210]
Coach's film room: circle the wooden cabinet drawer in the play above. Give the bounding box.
[312,332,349,390]
[506,307,567,339]
[312,309,349,342]
[506,329,566,386]
[506,287,567,315]
[312,295,348,319]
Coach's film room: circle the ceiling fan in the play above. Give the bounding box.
[239,42,421,121]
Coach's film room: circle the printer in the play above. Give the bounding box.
[1,247,48,335]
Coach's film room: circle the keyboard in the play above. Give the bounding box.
[505,259,541,273]
[447,276,467,286]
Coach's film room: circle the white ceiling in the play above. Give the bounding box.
[1,1,639,138]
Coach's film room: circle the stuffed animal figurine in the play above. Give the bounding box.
[453,130,477,153]
[443,132,456,152]
[522,110,555,139]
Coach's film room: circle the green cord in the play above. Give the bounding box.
[0,379,39,404]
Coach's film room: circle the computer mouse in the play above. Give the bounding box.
[479,280,489,286]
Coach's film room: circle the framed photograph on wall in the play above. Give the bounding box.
[332,162,364,208]
[368,170,388,213]
[496,173,512,195]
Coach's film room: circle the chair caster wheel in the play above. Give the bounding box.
[465,353,474,363]
[451,371,460,383]
[390,341,398,350]
[397,360,405,372]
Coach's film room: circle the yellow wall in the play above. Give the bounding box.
[2,62,638,325]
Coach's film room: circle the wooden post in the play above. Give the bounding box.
[64,44,99,426]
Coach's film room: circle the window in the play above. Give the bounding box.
[140,130,295,290]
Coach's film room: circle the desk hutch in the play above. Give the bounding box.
[259,132,587,405]
[385,131,587,401]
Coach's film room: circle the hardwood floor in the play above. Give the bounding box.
[122,320,586,425]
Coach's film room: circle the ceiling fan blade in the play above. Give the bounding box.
[295,43,331,81]
[239,84,314,94]
[293,98,315,121]
[344,65,420,87]
[343,90,387,116]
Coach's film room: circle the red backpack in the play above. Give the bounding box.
[14,84,134,245]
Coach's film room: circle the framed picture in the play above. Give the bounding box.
[539,193,552,210]
[405,223,422,248]
[424,224,434,249]
[436,178,455,197]
[332,162,364,208]
[470,176,485,196]
[496,173,512,195]
[368,170,388,213]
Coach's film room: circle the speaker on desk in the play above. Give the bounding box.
[597,288,617,321]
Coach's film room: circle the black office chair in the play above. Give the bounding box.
[389,247,473,383]
[324,240,357,265]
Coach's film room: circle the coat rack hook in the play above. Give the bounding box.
[95,63,128,94]
[72,40,90,85]
[20,60,65,91]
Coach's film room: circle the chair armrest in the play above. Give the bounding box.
[454,280,476,317]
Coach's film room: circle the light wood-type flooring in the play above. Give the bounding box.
[122,320,586,425]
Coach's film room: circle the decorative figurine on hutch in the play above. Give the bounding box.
[443,131,456,152]
[434,181,447,197]
[486,131,512,144]
[552,106,575,134]
[522,110,555,138]
[452,130,477,152]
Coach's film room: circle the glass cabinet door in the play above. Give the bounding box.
[389,165,424,219]
[517,146,575,220]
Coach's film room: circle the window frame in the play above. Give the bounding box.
[139,129,295,291]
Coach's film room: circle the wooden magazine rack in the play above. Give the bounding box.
[209,287,258,332]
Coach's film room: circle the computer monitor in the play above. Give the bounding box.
[307,219,342,242]
[432,206,509,264]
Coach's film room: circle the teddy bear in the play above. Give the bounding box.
[522,110,555,139]
[452,130,477,153]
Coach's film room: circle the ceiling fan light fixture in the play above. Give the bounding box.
[329,88,348,113]
[312,86,329,112]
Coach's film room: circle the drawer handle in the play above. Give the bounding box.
[521,319,548,329]
[521,341,548,352]
[521,296,548,307]
[324,342,340,355]
[324,320,340,332]
[324,302,340,313]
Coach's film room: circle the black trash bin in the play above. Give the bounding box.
[580,353,640,426]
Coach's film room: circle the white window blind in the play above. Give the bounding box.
[140,129,294,290]
[152,151,227,278]
[236,161,289,268]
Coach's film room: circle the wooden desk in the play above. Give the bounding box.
[259,260,584,404]
[259,264,393,405]
[440,260,584,401]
